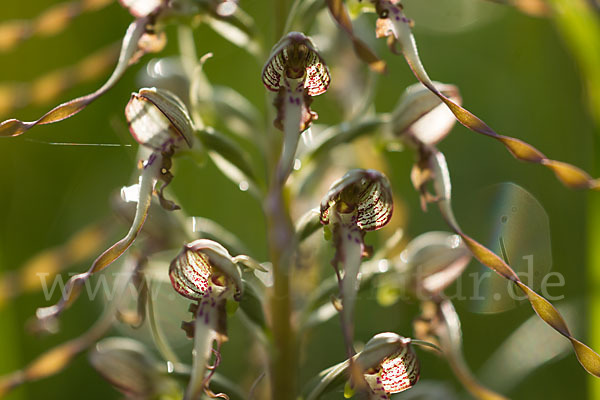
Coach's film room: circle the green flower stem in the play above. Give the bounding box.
[267,3,299,397]
[265,185,297,400]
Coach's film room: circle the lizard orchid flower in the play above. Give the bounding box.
[262,31,330,184]
[320,169,393,358]
[169,239,243,400]
[34,88,194,332]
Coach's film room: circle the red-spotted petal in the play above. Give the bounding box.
[169,248,212,300]
[378,343,420,393]
[320,169,393,231]
[262,32,330,96]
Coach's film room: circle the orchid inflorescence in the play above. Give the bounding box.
[0,0,599,399]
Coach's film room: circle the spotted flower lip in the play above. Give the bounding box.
[261,31,331,96]
[125,87,194,152]
[357,333,420,396]
[169,239,243,302]
[320,169,393,231]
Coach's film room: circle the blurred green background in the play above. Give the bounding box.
[0,0,599,399]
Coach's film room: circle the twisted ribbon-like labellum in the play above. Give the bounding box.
[262,32,331,184]
[34,153,164,332]
[422,146,600,378]
[0,222,110,310]
[0,41,121,117]
[320,169,394,363]
[33,85,195,329]
[0,16,154,137]
[372,0,600,190]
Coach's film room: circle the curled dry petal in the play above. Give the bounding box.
[169,239,243,302]
[262,31,330,97]
[320,169,393,231]
[125,87,194,152]
[425,147,600,378]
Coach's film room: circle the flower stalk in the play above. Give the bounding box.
[261,30,330,399]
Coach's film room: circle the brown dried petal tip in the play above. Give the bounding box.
[262,32,330,96]
[320,169,393,231]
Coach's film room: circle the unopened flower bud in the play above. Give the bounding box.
[125,87,194,152]
[88,338,160,398]
[391,82,461,146]
[399,231,471,297]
